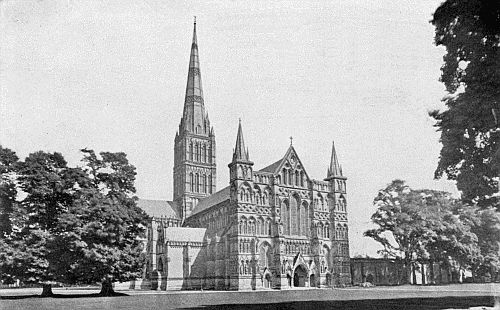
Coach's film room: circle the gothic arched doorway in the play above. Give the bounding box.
[310,274,316,287]
[325,272,332,287]
[263,269,272,288]
[293,265,308,287]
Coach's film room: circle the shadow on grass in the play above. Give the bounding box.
[179,296,495,310]
[0,291,128,300]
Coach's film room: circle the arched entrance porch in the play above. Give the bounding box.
[263,269,272,288]
[293,265,308,287]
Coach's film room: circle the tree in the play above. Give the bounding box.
[430,0,500,207]
[54,149,149,296]
[13,151,80,296]
[365,180,480,284]
[0,146,19,238]
[0,146,20,285]
[420,194,480,282]
[469,207,500,279]
[0,147,148,296]
[365,180,427,284]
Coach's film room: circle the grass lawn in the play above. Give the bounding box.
[0,283,499,310]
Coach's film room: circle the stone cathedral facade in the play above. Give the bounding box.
[138,21,351,290]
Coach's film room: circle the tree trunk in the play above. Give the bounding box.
[438,264,442,284]
[421,263,426,285]
[405,262,412,285]
[99,279,115,296]
[429,261,435,285]
[412,263,417,285]
[41,284,53,297]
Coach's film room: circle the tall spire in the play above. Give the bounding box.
[233,119,250,162]
[186,18,202,101]
[181,18,207,134]
[327,141,342,178]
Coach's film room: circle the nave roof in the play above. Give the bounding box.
[137,199,180,219]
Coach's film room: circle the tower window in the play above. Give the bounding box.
[195,173,200,192]
[208,175,212,194]
[203,174,207,193]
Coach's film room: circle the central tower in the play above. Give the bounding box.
[173,20,216,221]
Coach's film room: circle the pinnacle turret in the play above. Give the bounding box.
[233,120,251,162]
[326,141,344,180]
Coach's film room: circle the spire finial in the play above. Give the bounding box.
[290,136,293,145]
[194,16,196,24]
[233,120,250,162]
[326,140,342,178]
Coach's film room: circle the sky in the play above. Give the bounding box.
[0,0,455,256]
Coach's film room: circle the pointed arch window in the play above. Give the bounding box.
[282,200,289,235]
[189,142,194,160]
[208,175,212,194]
[189,172,194,192]
[195,173,200,192]
[158,258,164,272]
[202,174,207,193]
[295,170,300,187]
[203,145,207,163]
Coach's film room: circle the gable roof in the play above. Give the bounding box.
[190,186,230,216]
[258,159,282,173]
[137,199,180,219]
[257,145,310,180]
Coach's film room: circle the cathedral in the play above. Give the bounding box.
[137,21,351,290]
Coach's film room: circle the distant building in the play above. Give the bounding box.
[138,21,351,290]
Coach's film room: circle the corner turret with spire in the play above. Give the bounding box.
[228,120,254,206]
[325,141,347,193]
[325,140,350,284]
[229,120,254,182]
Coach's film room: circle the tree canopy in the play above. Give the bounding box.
[0,146,149,296]
[0,146,19,238]
[430,0,500,207]
[365,180,486,282]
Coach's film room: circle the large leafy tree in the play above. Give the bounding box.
[11,151,80,296]
[469,207,500,278]
[430,0,500,207]
[420,192,480,281]
[0,146,19,238]
[365,180,480,283]
[365,180,427,283]
[0,146,20,285]
[0,148,149,296]
[54,149,149,296]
